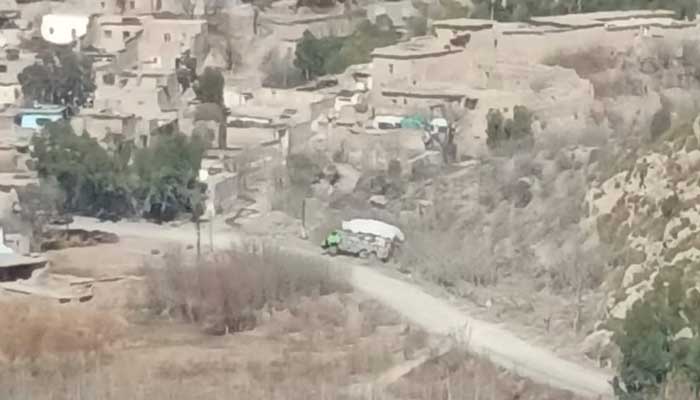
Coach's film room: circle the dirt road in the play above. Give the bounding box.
[71,217,614,399]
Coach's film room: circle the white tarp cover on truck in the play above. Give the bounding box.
[341,219,405,241]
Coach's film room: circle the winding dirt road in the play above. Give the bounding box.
[71,217,614,399]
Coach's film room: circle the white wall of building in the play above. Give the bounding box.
[41,14,90,45]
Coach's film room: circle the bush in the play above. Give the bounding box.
[612,267,700,399]
[485,106,534,152]
[294,21,399,79]
[650,106,672,141]
[145,247,350,334]
[32,122,206,222]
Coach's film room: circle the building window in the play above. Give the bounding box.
[123,31,130,39]
[49,27,54,34]
[102,73,116,85]
[6,49,19,61]
[105,29,113,38]
[0,65,7,73]
[100,1,105,7]
[130,0,136,9]
[164,33,171,42]
[156,0,162,10]
[71,28,76,39]
[389,64,394,74]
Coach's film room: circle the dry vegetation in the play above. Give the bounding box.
[144,246,351,334]
[0,300,126,363]
[0,240,585,400]
[389,348,584,400]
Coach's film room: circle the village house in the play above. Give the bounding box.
[15,104,67,130]
[83,15,144,54]
[94,0,206,15]
[0,48,33,106]
[0,0,18,20]
[41,14,90,45]
[91,68,180,147]
[222,88,331,155]
[370,36,494,101]
[498,10,697,63]
[71,109,137,147]
[114,15,207,71]
[0,0,24,49]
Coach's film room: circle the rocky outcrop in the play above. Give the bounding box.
[582,118,700,322]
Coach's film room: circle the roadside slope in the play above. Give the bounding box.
[70,217,614,398]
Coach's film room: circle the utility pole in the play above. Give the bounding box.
[196,217,201,259]
[209,206,214,252]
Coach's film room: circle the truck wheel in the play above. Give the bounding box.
[358,250,369,259]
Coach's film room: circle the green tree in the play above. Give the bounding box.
[133,134,206,222]
[486,108,506,149]
[512,2,531,21]
[486,106,534,151]
[18,48,95,109]
[406,15,428,37]
[613,267,700,399]
[195,67,224,104]
[31,121,133,217]
[294,30,344,80]
[295,22,399,80]
[32,122,207,223]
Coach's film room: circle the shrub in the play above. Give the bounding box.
[145,246,350,334]
[485,106,534,152]
[650,106,672,141]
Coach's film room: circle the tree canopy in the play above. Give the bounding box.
[31,122,206,222]
[18,48,95,109]
[485,106,534,152]
[294,21,399,80]
[613,266,700,399]
[194,67,225,104]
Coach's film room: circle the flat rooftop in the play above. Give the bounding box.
[496,22,568,35]
[530,9,677,28]
[0,253,46,269]
[432,18,494,31]
[371,36,463,59]
[604,17,696,30]
[263,6,364,25]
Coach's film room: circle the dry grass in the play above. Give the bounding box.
[0,292,412,400]
[389,348,583,400]
[0,300,126,363]
[144,246,351,334]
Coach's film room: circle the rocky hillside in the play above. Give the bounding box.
[583,116,700,327]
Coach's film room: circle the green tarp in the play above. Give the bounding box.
[400,115,427,129]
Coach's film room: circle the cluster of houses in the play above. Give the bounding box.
[0,0,694,219]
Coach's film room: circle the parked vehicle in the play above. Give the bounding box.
[321,229,394,261]
[321,219,404,262]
